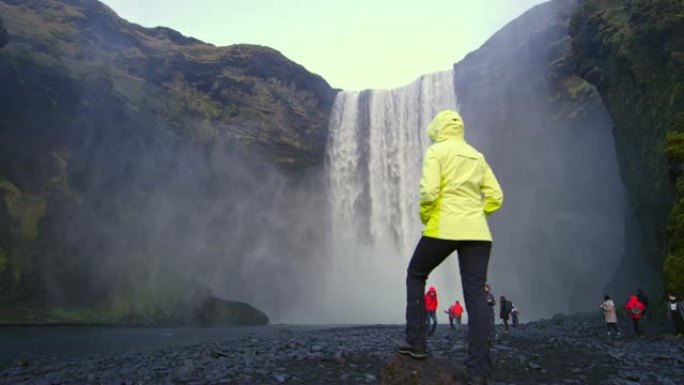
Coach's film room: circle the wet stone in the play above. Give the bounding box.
[2,317,684,385]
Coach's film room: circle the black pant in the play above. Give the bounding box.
[631,318,641,335]
[449,316,462,330]
[670,311,684,334]
[606,322,620,334]
[405,236,492,378]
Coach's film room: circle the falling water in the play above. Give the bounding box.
[324,65,628,323]
[323,70,461,323]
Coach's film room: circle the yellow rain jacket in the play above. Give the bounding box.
[420,110,503,241]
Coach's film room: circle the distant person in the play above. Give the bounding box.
[499,296,512,332]
[636,289,650,319]
[600,295,621,337]
[624,295,646,336]
[445,300,464,331]
[425,286,439,336]
[510,302,519,327]
[398,109,503,385]
[666,293,684,336]
[485,283,497,340]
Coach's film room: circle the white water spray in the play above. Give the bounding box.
[323,71,463,323]
[321,65,627,323]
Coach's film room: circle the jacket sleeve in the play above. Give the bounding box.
[419,146,440,224]
[481,159,503,217]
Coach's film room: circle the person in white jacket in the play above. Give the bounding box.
[600,295,620,337]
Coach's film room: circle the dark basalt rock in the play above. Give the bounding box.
[0,0,337,169]
[194,296,269,326]
[570,0,684,294]
[0,0,334,323]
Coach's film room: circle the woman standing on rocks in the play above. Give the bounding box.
[600,295,620,337]
[397,109,504,385]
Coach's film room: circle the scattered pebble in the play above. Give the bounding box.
[0,314,682,385]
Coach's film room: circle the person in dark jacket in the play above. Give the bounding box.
[666,293,684,336]
[499,296,512,332]
[636,289,650,319]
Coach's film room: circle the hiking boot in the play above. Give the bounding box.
[396,340,428,359]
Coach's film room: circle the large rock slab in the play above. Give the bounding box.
[194,296,269,326]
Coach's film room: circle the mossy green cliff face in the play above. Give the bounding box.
[570,0,684,295]
[0,0,336,168]
[453,0,638,312]
[0,0,336,324]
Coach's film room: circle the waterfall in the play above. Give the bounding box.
[322,66,627,323]
[323,70,460,323]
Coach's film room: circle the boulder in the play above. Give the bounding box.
[194,296,269,326]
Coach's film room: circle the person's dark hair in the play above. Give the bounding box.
[604,295,610,301]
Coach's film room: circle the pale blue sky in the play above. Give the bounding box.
[100,0,548,91]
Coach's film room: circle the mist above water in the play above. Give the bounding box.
[40,65,627,326]
[323,68,627,323]
[321,71,461,323]
[42,67,627,325]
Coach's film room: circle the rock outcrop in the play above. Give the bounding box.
[0,0,336,323]
[452,0,638,313]
[194,296,269,326]
[0,0,336,168]
[570,0,684,294]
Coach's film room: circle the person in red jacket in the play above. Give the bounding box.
[425,287,439,336]
[445,300,465,331]
[624,295,646,336]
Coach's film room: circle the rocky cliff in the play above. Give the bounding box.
[451,0,644,313]
[0,0,336,324]
[570,0,684,294]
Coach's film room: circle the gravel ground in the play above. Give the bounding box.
[1,313,682,385]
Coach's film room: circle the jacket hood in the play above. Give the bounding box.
[427,109,465,142]
[628,295,638,303]
[427,286,436,294]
